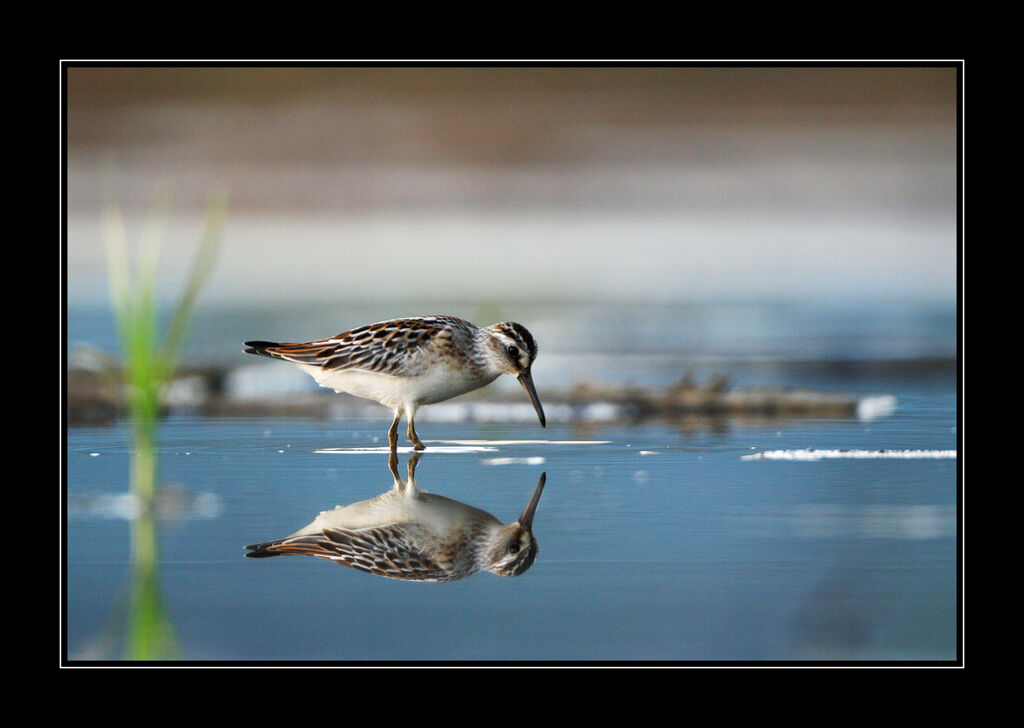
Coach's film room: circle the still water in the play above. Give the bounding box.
[65,375,957,662]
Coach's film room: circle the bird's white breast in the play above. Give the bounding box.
[297,361,497,410]
[291,489,496,537]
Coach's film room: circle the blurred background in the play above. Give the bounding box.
[65,65,959,403]
[66,65,956,325]
[63,64,960,662]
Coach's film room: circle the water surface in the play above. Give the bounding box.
[65,371,957,662]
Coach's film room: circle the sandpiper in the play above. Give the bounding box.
[244,315,545,450]
[244,452,545,581]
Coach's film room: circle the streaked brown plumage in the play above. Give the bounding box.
[244,315,545,450]
[244,452,545,581]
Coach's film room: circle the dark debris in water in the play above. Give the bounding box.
[566,372,862,422]
[65,364,876,427]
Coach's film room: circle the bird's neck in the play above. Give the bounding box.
[471,328,506,378]
[472,522,507,568]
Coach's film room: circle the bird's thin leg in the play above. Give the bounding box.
[387,448,400,480]
[407,411,426,451]
[408,450,423,476]
[406,451,423,492]
[388,410,401,452]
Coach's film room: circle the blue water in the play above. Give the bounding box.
[65,373,958,662]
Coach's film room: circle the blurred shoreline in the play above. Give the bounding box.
[65,66,958,308]
[66,291,957,427]
[66,352,952,427]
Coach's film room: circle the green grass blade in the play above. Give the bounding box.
[161,190,228,372]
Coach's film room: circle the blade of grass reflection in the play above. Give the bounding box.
[100,186,227,659]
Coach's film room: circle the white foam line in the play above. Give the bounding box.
[434,440,610,446]
[316,446,499,454]
[742,449,957,461]
[480,456,547,466]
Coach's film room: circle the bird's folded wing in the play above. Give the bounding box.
[248,524,453,582]
[255,317,454,376]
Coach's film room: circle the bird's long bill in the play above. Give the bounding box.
[517,368,546,427]
[517,472,546,529]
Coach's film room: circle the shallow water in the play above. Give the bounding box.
[65,372,957,662]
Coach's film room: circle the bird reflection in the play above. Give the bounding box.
[245,452,545,582]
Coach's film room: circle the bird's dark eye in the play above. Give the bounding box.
[507,345,519,358]
[508,542,520,554]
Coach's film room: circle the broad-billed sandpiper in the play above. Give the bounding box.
[244,315,545,450]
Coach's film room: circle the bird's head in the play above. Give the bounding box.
[482,321,545,427]
[485,473,545,577]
